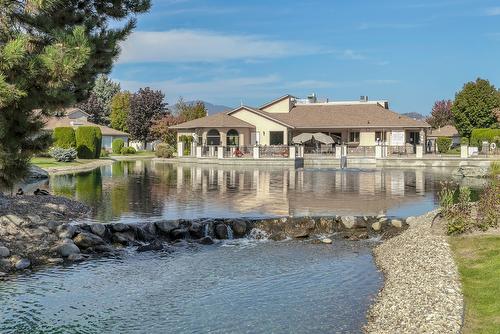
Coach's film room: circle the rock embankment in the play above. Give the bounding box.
[0,195,407,275]
[364,210,463,334]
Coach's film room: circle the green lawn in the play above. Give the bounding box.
[450,235,500,334]
[31,157,101,168]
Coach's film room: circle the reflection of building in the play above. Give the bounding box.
[172,94,430,147]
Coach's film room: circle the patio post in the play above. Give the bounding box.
[335,146,341,158]
[177,142,184,157]
[217,146,224,159]
[289,146,296,159]
[416,145,423,158]
[375,145,383,159]
[461,145,469,158]
[196,146,202,158]
[253,146,260,159]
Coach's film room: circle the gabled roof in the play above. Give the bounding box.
[258,94,295,110]
[427,125,460,138]
[170,112,255,129]
[227,105,295,128]
[265,104,430,129]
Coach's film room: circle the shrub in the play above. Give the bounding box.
[75,126,102,159]
[50,147,77,162]
[470,128,500,147]
[490,161,500,178]
[121,146,136,155]
[155,143,175,158]
[53,127,76,148]
[100,150,109,158]
[476,180,499,231]
[112,138,125,154]
[436,137,452,153]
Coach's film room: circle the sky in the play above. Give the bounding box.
[111,0,500,115]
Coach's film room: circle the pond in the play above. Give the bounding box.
[2,161,477,333]
[28,160,470,223]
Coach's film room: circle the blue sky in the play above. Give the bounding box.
[111,0,500,115]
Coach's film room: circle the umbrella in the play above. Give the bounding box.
[292,132,335,145]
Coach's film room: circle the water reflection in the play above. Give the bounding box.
[40,161,478,223]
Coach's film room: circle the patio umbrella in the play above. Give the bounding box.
[292,133,314,144]
[312,132,335,145]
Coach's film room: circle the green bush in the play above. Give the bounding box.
[120,146,136,155]
[155,143,175,158]
[470,128,500,147]
[112,138,125,154]
[100,150,109,158]
[436,137,452,153]
[53,127,76,148]
[75,126,102,159]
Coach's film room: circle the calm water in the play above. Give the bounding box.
[2,161,475,333]
[31,160,467,222]
[0,239,381,334]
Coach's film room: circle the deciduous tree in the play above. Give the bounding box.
[176,97,207,121]
[128,88,167,148]
[426,100,453,128]
[452,78,500,138]
[110,91,131,132]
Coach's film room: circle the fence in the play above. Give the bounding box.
[223,146,254,158]
[346,146,375,157]
[384,145,415,157]
[259,146,290,158]
[303,144,336,156]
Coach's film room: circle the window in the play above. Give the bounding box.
[226,129,239,146]
[206,129,220,146]
[349,131,360,143]
[270,131,284,145]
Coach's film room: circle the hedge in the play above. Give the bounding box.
[120,146,136,155]
[470,128,500,147]
[53,127,76,148]
[437,137,452,153]
[76,126,102,159]
[112,138,125,154]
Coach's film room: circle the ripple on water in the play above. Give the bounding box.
[0,240,381,334]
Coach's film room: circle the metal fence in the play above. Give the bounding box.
[346,146,375,157]
[259,146,290,158]
[223,146,254,158]
[303,144,335,156]
[384,145,415,157]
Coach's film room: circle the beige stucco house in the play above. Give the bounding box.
[171,94,430,148]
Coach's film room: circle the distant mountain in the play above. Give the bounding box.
[401,112,426,120]
[169,101,232,116]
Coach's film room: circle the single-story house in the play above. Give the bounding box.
[43,107,129,150]
[171,94,430,149]
[426,125,461,152]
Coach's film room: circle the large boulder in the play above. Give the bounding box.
[341,216,366,229]
[156,220,179,234]
[57,241,80,257]
[171,228,189,240]
[15,258,31,270]
[73,232,105,249]
[111,223,130,232]
[231,220,247,237]
[215,224,228,239]
[57,224,78,239]
[188,223,204,239]
[287,217,316,238]
[90,224,107,238]
[112,231,136,245]
[137,240,164,252]
[198,236,214,245]
[27,165,49,180]
[0,246,10,258]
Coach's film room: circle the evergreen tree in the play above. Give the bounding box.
[452,78,500,138]
[0,0,150,192]
[78,92,107,124]
[110,91,131,132]
[128,88,167,148]
[79,74,120,125]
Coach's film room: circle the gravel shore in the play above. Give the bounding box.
[365,210,463,334]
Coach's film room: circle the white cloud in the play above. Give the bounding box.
[340,49,366,60]
[485,7,500,16]
[118,30,317,63]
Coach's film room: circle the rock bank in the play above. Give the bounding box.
[364,210,463,334]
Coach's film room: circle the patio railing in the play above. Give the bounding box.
[303,144,336,156]
[259,146,290,158]
[223,146,254,158]
[346,145,375,157]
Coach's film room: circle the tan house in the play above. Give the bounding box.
[43,108,129,150]
[171,94,430,148]
[426,125,461,152]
